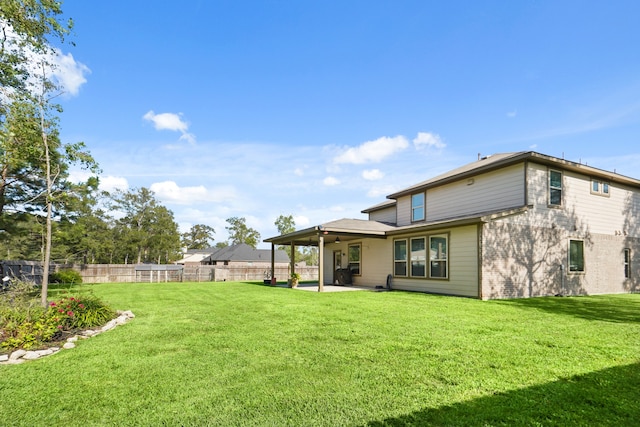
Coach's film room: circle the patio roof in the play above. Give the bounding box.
[264,218,395,246]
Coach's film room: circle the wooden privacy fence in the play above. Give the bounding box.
[0,261,318,284]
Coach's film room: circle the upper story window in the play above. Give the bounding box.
[591,179,610,197]
[549,170,562,206]
[411,192,425,222]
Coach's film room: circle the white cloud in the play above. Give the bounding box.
[150,181,237,204]
[143,111,188,132]
[294,215,310,227]
[367,184,397,198]
[413,132,445,150]
[0,22,89,97]
[99,176,129,193]
[143,110,196,144]
[507,110,517,118]
[333,135,409,164]
[323,176,341,186]
[294,167,305,176]
[51,50,91,96]
[362,169,384,181]
[179,132,196,145]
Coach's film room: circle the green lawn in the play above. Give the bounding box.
[1,282,639,426]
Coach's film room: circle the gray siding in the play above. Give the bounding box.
[525,162,640,236]
[368,206,397,225]
[395,164,526,226]
[354,238,393,287]
[427,164,525,221]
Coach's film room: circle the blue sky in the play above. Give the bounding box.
[52,1,640,247]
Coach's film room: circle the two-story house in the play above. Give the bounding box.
[265,151,639,299]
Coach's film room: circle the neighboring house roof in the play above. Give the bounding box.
[202,243,289,263]
[184,247,218,255]
[175,253,211,264]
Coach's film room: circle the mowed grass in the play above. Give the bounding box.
[1,282,638,426]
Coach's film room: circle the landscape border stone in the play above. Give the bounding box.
[1,310,134,365]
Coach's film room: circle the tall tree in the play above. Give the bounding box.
[110,187,181,264]
[146,205,181,264]
[35,69,97,307]
[274,214,296,260]
[225,216,261,249]
[274,214,295,235]
[0,0,73,216]
[1,1,83,307]
[111,187,156,264]
[54,178,113,264]
[181,224,215,250]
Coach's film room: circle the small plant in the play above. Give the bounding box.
[51,269,83,285]
[1,293,116,352]
[290,272,301,288]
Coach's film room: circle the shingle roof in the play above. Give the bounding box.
[387,151,640,199]
[202,243,289,263]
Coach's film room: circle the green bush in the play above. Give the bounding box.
[50,269,83,285]
[47,294,116,330]
[1,293,116,351]
[0,280,39,306]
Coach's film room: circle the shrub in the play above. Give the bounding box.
[1,293,116,352]
[50,269,83,285]
[0,280,40,306]
[47,294,116,330]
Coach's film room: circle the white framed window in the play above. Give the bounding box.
[411,192,425,222]
[410,237,426,277]
[569,240,584,272]
[624,248,631,279]
[549,170,563,206]
[348,243,361,275]
[591,179,610,197]
[394,239,407,276]
[429,234,448,279]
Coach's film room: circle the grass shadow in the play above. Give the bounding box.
[493,294,640,324]
[367,362,640,426]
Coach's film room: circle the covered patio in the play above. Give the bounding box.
[264,219,394,291]
[275,282,371,292]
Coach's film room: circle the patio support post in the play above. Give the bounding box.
[318,233,324,292]
[270,242,275,283]
[291,242,296,279]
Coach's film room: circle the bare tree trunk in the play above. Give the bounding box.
[40,118,52,308]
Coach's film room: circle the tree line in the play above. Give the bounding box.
[0,183,266,265]
[0,2,315,306]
